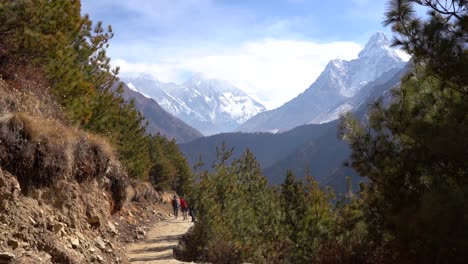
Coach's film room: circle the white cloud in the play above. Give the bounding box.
[113,38,362,109]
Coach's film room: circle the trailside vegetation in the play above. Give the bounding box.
[181,0,467,263]
[339,0,467,262]
[180,145,362,263]
[0,0,192,193]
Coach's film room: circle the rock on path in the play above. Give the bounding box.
[126,219,193,263]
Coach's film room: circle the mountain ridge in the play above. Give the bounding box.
[181,60,409,193]
[237,32,406,133]
[121,74,266,135]
[119,81,203,143]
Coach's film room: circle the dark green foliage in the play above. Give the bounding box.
[185,147,285,263]
[182,2,467,262]
[181,147,348,263]
[0,0,193,190]
[340,0,468,262]
[148,135,193,195]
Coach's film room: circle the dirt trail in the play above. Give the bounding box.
[126,218,193,263]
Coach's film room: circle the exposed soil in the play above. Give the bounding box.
[126,217,193,263]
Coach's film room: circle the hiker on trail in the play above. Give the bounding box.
[188,199,196,222]
[189,207,195,222]
[179,197,188,220]
[171,195,180,219]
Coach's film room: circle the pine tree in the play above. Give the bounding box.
[340,0,467,262]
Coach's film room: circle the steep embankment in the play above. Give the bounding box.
[0,109,128,263]
[0,71,171,263]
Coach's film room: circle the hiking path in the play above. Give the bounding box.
[126,218,193,263]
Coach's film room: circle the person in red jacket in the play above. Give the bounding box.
[179,197,189,220]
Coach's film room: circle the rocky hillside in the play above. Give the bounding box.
[0,65,175,264]
[0,2,199,263]
[0,72,126,263]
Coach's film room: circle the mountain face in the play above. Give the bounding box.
[238,32,406,133]
[180,64,408,193]
[120,74,266,136]
[118,82,203,143]
[264,65,408,189]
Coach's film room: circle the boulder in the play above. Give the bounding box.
[6,239,19,250]
[0,252,15,264]
[53,222,66,236]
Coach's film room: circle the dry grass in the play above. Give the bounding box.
[0,63,65,122]
[0,112,128,211]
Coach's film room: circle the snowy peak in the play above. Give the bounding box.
[183,74,247,97]
[358,32,402,61]
[320,32,405,98]
[121,74,266,135]
[238,32,406,133]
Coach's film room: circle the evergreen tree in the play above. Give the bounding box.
[0,0,193,183]
[341,0,467,262]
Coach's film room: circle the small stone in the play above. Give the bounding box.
[69,237,80,249]
[88,215,100,227]
[7,239,19,250]
[28,216,37,226]
[0,252,15,263]
[94,237,106,250]
[75,232,85,241]
[107,221,118,235]
[89,247,96,253]
[136,228,146,236]
[53,223,66,236]
[96,255,104,263]
[87,208,101,227]
[23,244,31,251]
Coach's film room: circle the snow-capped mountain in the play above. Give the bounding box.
[238,32,406,133]
[121,74,266,135]
[117,81,203,143]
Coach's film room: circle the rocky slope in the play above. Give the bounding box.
[0,68,178,264]
[0,73,129,263]
[121,74,266,135]
[238,32,406,133]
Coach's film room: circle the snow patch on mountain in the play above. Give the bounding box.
[127,82,151,98]
[120,74,266,135]
[238,32,406,133]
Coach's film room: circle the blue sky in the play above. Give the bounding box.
[81,0,404,109]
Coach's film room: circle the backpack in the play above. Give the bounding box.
[180,198,187,208]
